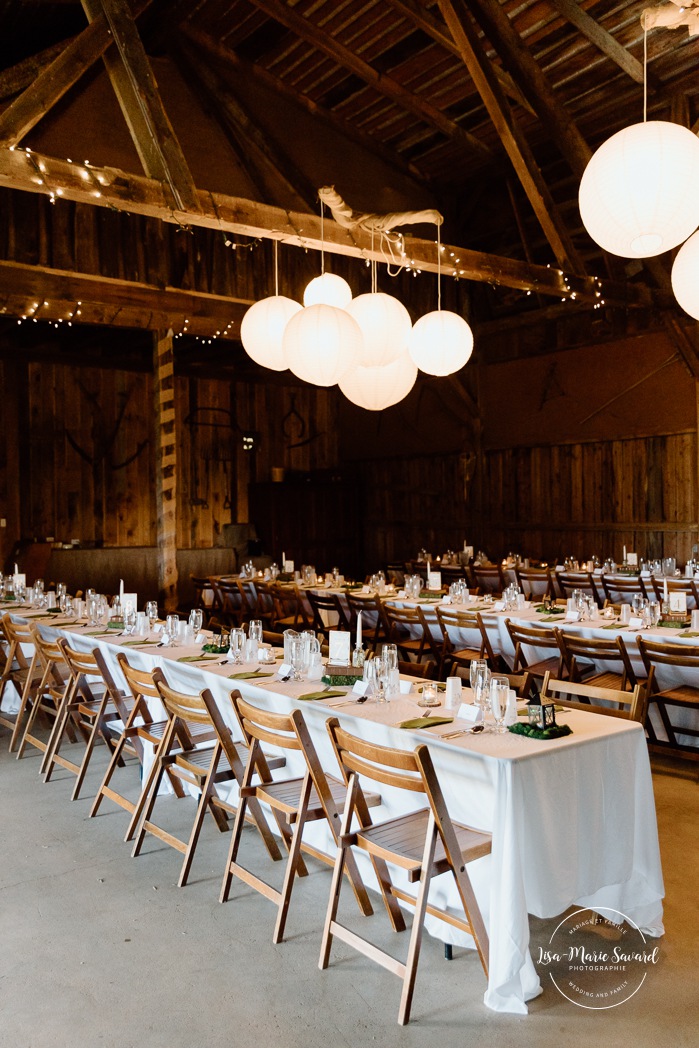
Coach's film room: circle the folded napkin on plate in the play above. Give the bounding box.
[539,614,565,621]
[227,670,275,680]
[83,630,113,637]
[177,654,218,663]
[678,631,699,638]
[46,619,76,627]
[602,623,626,630]
[398,716,454,730]
[299,689,346,701]
[509,722,573,740]
[120,639,160,647]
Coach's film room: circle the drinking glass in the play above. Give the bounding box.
[248,619,263,646]
[189,609,204,637]
[470,659,491,711]
[165,614,179,647]
[63,595,75,619]
[382,644,398,673]
[289,635,305,681]
[229,628,246,664]
[363,659,380,701]
[145,601,159,630]
[123,605,137,635]
[490,679,509,734]
[632,594,645,617]
[648,601,661,627]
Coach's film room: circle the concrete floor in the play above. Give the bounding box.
[1,732,697,1048]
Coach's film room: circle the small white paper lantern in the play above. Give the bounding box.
[408,310,474,376]
[240,295,302,370]
[345,292,413,367]
[303,272,353,309]
[282,303,363,386]
[579,120,699,258]
[671,230,699,321]
[339,353,418,411]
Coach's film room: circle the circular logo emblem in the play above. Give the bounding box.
[536,908,660,1010]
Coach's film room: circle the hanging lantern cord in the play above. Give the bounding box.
[643,26,648,123]
[274,239,279,297]
[320,201,325,275]
[437,222,442,312]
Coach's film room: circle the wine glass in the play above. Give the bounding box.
[470,659,490,712]
[188,608,204,639]
[229,628,246,665]
[165,613,179,647]
[145,601,159,632]
[289,635,305,681]
[123,605,137,635]
[490,679,509,734]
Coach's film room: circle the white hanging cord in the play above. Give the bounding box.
[273,239,279,297]
[320,201,325,274]
[643,26,648,122]
[437,222,442,311]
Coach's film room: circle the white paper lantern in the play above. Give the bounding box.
[579,120,699,258]
[282,303,363,386]
[408,310,473,376]
[345,292,413,367]
[671,230,699,321]
[339,352,418,411]
[303,272,353,308]
[240,295,302,370]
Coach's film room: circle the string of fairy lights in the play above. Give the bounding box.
[6,145,612,342]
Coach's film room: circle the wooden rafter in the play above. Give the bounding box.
[0,146,660,308]
[0,4,148,148]
[246,0,494,163]
[437,0,585,275]
[0,39,71,101]
[548,0,655,90]
[179,24,432,191]
[177,38,317,212]
[80,0,200,213]
[384,0,536,116]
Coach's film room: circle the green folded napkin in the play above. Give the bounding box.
[227,670,275,680]
[534,604,566,614]
[398,716,454,730]
[46,620,76,627]
[678,631,699,638]
[177,654,218,663]
[299,689,346,700]
[83,630,113,637]
[508,722,573,740]
[602,623,627,630]
[539,614,565,621]
[120,639,161,647]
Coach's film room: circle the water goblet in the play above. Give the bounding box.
[490,679,509,734]
[470,660,491,712]
[145,601,159,631]
[189,608,204,639]
[123,605,137,636]
[165,613,179,646]
[289,636,305,681]
[248,619,263,646]
[229,628,246,664]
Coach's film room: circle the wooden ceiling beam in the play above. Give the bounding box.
[547,0,655,90]
[0,146,659,308]
[0,258,252,335]
[467,0,591,180]
[176,39,317,212]
[246,0,494,163]
[384,0,536,117]
[0,9,129,147]
[178,25,432,191]
[437,0,585,275]
[80,0,200,213]
[0,39,72,101]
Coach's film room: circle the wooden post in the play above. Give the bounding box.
[153,329,178,612]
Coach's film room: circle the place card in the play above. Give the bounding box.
[277,663,292,678]
[328,631,351,664]
[628,616,644,629]
[352,680,370,696]
[494,600,505,611]
[670,592,687,614]
[399,680,413,694]
[457,702,483,723]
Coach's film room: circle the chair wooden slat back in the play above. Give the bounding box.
[636,636,699,758]
[540,672,645,722]
[649,576,699,609]
[555,628,641,690]
[470,564,505,595]
[557,571,602,604]
[505,620,564,679]
[214,577,245,627]
[306,590,351,638]
[321,717,491,1025]
[515,567,556,599]
[1,614,40,748]
[14,626,69,758]
[435,606,495,677]
[233,694,304,753]
[383,603,439,665]
[602,574,649,604]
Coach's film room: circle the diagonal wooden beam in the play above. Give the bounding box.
[178,24,433,192]
[548,0,657,90]
[246,0,494,163]
[176,39,317,211]
[384,0,536,117]
[0,146,661,307]
[467,0,591,180]
[0,2,150,148]
[80,0,200,213]
[0,39,72,101]
[437,0,585,274]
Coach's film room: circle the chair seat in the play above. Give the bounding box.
[168,742,286,781]
[653,685,699,707]
[255,773,379,820]
[524,655,561,678]
[577,668,627,691]
[449,646,483,665]
[354,809,492,881]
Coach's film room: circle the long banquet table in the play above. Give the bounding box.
[5,609,665,1016]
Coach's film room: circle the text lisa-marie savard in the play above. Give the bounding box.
[537,946,660,968]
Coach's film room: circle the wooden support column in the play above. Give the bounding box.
[153,329,178,611]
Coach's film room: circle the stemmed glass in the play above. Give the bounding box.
[470,659,491,712]
[229,628,246,665]
[490,679,509,734]
[189,608,204,639]
[289,636,305,681]
[145,601,159,633]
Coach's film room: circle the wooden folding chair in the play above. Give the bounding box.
[212,577,245,628]
[435,607,496,678]
[383,603,440,666]
[540,672,645,722]
[132,675,286,886]
[469,564,505,596]
[237,579,258,623]
[306,590,352,640]
[0,615,44,751]
[253,580,277,629]
[556,628,643,692]
[602,574,649,605]
[649,575,699,611]
[345,592,389,653]
[637,636,699,758]
[271,583,312,631]
[505,620,565,684]
[515,567,556,600]
[42,640,134,799]
[221,694,379,942]
[320,719,491,1025]
[15,627,70,761]
[557,571,603,605]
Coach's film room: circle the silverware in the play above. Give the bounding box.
[440,724,485,740]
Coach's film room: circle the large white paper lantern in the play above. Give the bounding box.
[671,229,699,321]
[345,292,413,367]
[240,295,302,370]
[282,303,363,386]
[339,352,418,411]
[579,121,699,258]
[303,272,353,308]
[408,310,473,376]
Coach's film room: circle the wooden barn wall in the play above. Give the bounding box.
[0,359,337,564]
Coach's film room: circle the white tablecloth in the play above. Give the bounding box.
[20,613,665,1015]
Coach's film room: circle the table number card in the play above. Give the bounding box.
[669,592,687,614]
[328,630,351,664]
[283,559,294,573]
[626,552,638,566]
[427,570,442,590]
[122,592,138,612]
